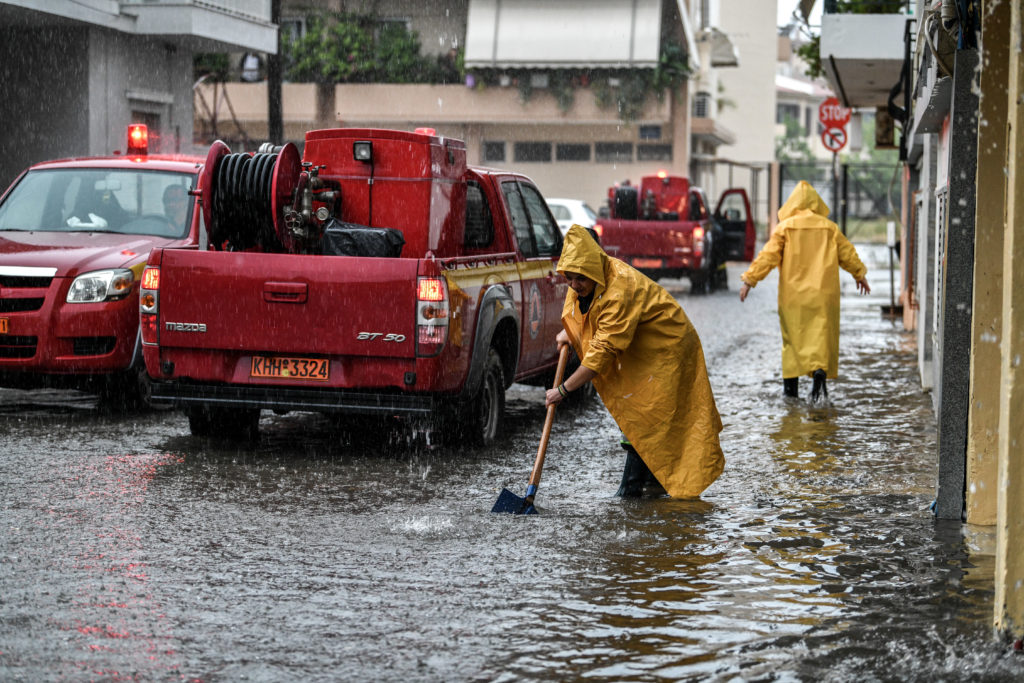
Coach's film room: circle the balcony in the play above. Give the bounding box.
[819,11,910,108]
[120,0,277,52]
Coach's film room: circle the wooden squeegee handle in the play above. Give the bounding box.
[527,344,571,489]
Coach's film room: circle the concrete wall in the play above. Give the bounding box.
[0,28,90,191]
[0,24,199,191]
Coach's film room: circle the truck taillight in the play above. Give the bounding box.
[140,266,160,345]
[416,276,448,357]
[693,226,704,255]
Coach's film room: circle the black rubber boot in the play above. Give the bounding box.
[783,377,799,397]
[810,369,828,401]
[616,443,665,497]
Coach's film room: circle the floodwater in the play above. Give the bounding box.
[1,247,1021,682]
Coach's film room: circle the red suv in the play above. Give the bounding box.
[0,126,204,405]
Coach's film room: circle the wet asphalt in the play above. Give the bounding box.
[2,247,1021,682]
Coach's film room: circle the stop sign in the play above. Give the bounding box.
[819,97,851,128]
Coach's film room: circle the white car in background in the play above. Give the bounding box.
[546,198,598,236]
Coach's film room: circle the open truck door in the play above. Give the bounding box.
[714,188,756,261]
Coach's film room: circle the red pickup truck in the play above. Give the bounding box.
[0,125,204,405]
[596,173,756,292]
[141,127,569,443]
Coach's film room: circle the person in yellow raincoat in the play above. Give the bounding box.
[738,180,871,399]
[544,225,724,499]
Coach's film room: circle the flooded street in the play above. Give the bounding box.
[1,246,1020,682]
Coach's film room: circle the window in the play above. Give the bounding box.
[804,107,812,135]
[639,125,662,140]
[464,181,493,248]
[500,181,560,258]
[595,142,632,163]
[501,181,536,257]
[519,184,560,257]
[693,91,712,118]
[556,143,590,162]
[280,16,306,43]
[483,141,505,163]
[0,168,195,238]
[637,144,672,161]
[514,142,552,163]
[687,192,708,221]
[776,102,800,125]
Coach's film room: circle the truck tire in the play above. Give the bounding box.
[98,353,152,412]
[186,405,260,441]
[462,348,505,446]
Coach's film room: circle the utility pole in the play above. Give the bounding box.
[267,0,283,144]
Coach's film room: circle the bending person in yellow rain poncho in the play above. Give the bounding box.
[544,225,724,499]
[739,180,871,400]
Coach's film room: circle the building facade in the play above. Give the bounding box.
[820,0,1024,638]
[197,0,782,223]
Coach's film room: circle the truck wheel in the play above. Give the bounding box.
[186,405,260,441]
[463,348,505,446]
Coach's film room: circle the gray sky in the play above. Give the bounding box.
[776,0,823,28]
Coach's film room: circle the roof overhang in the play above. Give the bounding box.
[0,0,277,53]
[464,0,693,70]
[820,13,908,108]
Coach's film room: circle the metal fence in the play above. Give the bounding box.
[779,161,902,240]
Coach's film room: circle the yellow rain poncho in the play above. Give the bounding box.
[557,225,724,498]
[741,181,867,379]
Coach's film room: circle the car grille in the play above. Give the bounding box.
[0,298,45,313]
[0,273,53,313]
[0,275,53,288]
[0,335,37,359]
[72,337,117,356]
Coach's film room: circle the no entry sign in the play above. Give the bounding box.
[822,126,848,152]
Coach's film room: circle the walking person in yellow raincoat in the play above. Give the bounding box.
[738,180,871,400]
[544,225,724,498]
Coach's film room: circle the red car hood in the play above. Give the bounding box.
[0,230,181,277]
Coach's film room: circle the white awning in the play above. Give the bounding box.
[464,0,663,69]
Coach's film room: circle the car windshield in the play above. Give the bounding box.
[582,203,597,220]
[0,168,196,238]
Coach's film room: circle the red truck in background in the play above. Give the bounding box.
[0,125,205,406]
[596,173,756,292]
[141,127,572,444]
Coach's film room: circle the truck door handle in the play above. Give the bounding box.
[263,281,308,303]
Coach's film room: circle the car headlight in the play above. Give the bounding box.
[66,268,135,303]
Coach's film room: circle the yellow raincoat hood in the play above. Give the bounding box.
[557,225,724,498]
[741,181,867,378]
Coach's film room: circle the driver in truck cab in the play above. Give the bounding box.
[544,224,725,499]
[162,184,188,230]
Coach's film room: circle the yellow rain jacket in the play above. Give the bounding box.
[741,181,867,379]
[557,225,724,498]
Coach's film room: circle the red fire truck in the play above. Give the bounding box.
[0,125,205,405]
[140,127,572,443]
[596,172,756,291]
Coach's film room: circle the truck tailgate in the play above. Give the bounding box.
[156,250,420,359]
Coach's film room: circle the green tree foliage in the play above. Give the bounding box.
[194,53,230,82]
[283,12,459,84]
